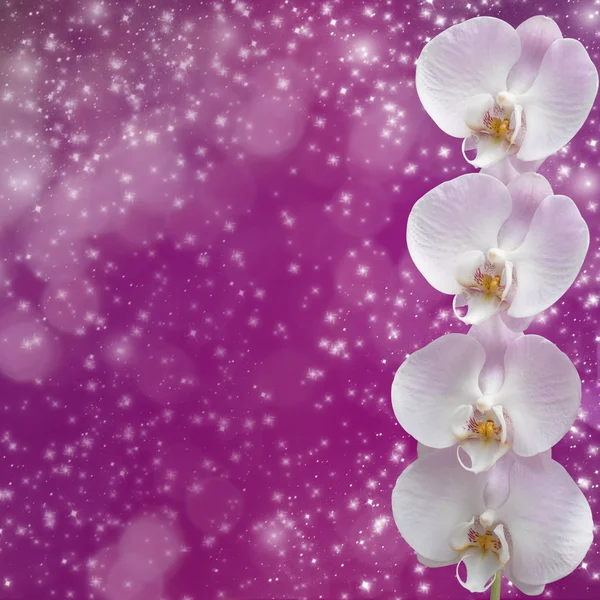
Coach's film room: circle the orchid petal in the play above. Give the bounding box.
[494,524,510,564]
[468,314,521,394]
[498,173,553,251]
[448,518,475,552]
[392,334,484,448]
[416,17,521,138]
[454,250,485,288]
[518,38,598,161]
[407,174,512,294]
[536,448,553,463]
[481,156,521,185]
[504,562,546,596]
[457,549,502,593]
[493,405,507,444]
[495,335,580,456]
[392,447,487,563]
[416,442,435,458]
[463,94,495,130]
[453,289,504,325]
[485,451,553,513]
[500,259,513,301]
[450,405,474,440]
[457,436,510,473]
[417,554,457,568]
[508,104,524,144]
[462,133,515,168]
[510,154,545,174]
[508,195,589,318]
[496,457,593,586]
[507,16,563,94]
[500,311,533,333]
[512,582,545,596]
[482,453,514,510]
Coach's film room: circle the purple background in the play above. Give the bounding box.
[0,0,599,598]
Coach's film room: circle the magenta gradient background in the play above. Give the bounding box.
[0,0,599,599]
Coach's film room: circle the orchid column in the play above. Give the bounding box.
[391,16,598,598]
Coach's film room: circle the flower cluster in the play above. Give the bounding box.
[391,16,597,596]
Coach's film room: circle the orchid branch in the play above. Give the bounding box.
[490,572,501,600]
[391,13,597,599]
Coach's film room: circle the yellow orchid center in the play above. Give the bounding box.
[464,412,503,445]
[480,274,501,296]
[476,530,497,551]
[476,419,498,439]
[472,266,504,299]
[467,527,503,555]
[487,117,511,139]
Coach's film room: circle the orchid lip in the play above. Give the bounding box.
[453,519,509,592]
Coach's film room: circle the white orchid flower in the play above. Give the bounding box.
[407,172,589,326]
[392,315,581,472]
[416,16,598,168]
[392,448,593,594]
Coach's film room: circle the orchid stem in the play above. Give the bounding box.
[490,572,501,600]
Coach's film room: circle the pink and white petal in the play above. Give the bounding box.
[454,250,486,288]
[495,458,593,586]
[392,334,484,448]
[448,519,476,552]
[498,173,554,251]
[493,524,510,564]
[518,38,599,161]
[481,156,521,185]
[462,133,516,169]
[392,447,487,563]
[457,438,510,473]
[417,554,458,568]
[504,562,545,596]
[492,406,507,444]
[482,449,552,513]
[483,453,514,510]
[508,195,589,318]
[451,405,476,440]
[407,174,512,294]
[416,17,521,138]
[512,582,545,596]
[509,153,545,174]
[494,335,580,456]
[468,314,521,394]
[456,549,503,593]
[464,94,495,130]
[453,289,504,326]
[500,260,514,301]
[507,16,563,94]
[508,104,523,144]
[504,563,546,596]
[537,448,553,463]
[508,449,553,472]
[500,311,533,333]
[416,442,436,458]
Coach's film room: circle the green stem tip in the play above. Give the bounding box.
[489,571,501,600]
